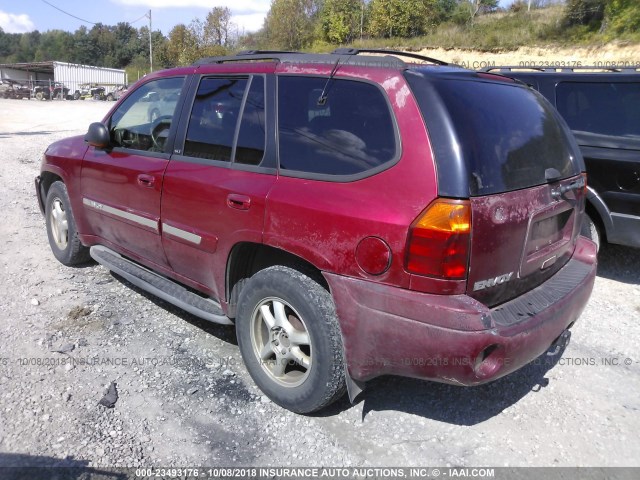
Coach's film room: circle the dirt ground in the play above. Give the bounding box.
[0,98,639,469]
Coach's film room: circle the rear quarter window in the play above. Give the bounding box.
[277,76,398,177]
[406,71,581,196]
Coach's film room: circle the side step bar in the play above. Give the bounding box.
[90,245,232,325]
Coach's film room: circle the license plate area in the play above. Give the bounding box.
[527,210,572,255]
[521,204,575,276]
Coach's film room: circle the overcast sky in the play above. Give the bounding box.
[1,0,516,36]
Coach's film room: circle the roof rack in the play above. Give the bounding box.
[193,48,449,68]
[482,65,640,73]
[330,48,449,66]
[194,50,301,65]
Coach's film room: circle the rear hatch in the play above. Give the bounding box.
[405,69,586,307]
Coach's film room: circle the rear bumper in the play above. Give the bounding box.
[325,236,597,385]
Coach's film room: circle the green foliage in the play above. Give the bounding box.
[204,7,233,46]
[320,0,362,44]
[605,0,640,35]
[264,0,320,49]
[163,24,198,66]
[562,0,605,29]
[3,2,640,75]
[434,0,458,23]
[0,6,237,72]
[450,1,474,25]
[368,0,438,38]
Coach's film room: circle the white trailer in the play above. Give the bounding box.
[0,61,127,100]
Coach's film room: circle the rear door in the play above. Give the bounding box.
[81,76,186,268]
[555,81,640,220]
[406,72,586,307]
[160,74,276,299]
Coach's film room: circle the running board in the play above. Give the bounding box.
[90,245,232,325]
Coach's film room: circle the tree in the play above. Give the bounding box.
[562,0,605,29]
[320,0,362,44]
[164,24,199,66]
[605,0,640,34]
[204,7,234,46]
[451,0,498,25]
[469,0,498,20]
[264,0,320,49]
[434,0,458,22]
[34,30,74,62]
[368,0,439,38]
[112,23,138,68]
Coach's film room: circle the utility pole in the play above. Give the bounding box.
[146,9,153,72]
[360,0,364,40]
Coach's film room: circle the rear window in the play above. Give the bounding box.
[406,71,581,196]
[556,81,640,138]
[278,76,397,177]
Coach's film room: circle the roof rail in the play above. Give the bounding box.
[482,65,640,73]
[193,50,302,65]
[331,48,448,66]
[236,50,301,56]
[193,49,448,68]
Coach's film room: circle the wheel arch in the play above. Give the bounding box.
[38,171,64,211]
[225,242,329,319]
[585,186,611,242]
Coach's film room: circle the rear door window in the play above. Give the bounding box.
[277,76,398,177]
[184,77,247,162]
[182,76,267,165]
[556,82,640,138]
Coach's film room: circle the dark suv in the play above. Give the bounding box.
[35,50,597,413]
[485,66,640,250]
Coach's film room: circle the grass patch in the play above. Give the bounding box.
[305,5,640,53]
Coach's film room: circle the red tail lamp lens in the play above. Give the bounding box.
[406,200,471,279]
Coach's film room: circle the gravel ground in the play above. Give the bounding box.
[0,98,639,469]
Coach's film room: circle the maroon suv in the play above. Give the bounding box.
[35,49,597,413]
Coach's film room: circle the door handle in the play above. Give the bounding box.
[227,194,251,210]
[137,174,155,188]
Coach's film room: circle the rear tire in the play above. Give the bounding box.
[580,212,601,252]
[236,266,346,414]
[45,182,91,266]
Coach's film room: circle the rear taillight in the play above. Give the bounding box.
[406,199,471,279]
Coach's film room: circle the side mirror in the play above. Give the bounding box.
[85,122,110,149]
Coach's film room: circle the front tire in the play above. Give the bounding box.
[45,182,91,265]
[236,266,346,413]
